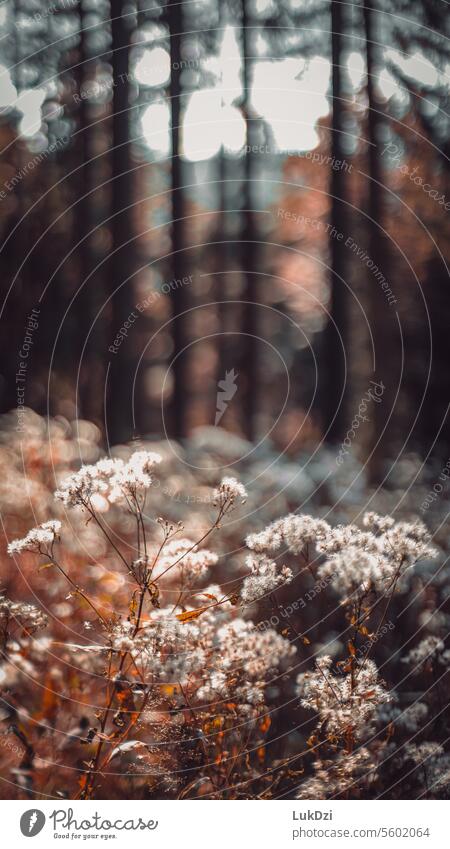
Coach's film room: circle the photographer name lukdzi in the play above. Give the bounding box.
[49,808,158,839]
[293,809,333,821]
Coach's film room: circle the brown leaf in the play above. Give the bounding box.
[259,715,271,733]
[362,689,376,699]
[347,640,356,657]
[176,605,210,623]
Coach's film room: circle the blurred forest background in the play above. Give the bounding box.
[0,0,449,479]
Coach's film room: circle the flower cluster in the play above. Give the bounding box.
[0,595,48,631]
[108,614,208,682]
[245,512,437,601]
[316,514,438,598]
[3,413,447,800]
[402,636,448,669]
[362,512,395,532]
[296,747,374,799]
[7,520,61,556]
[108,451,162,502]
[79,605,296,717]
[403,742,444,765]
[212,477,247,510]
[246,514,330,555]
[317,545,389,596]
[196,618,296,713]
[54,451,162,508]
[153,538,218,581]
[383,701,429,733]
[297,655,392,739]
[240,553,293,604]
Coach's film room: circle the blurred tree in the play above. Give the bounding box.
[388,0,450,168]
[166,0,188,440]
[240,0,258,441]
[321,0,350,443]
[0,0,448,467]
[363,0,389,483]
[212,0,232,425]
[107,0,135,444]
[75,0,102,426]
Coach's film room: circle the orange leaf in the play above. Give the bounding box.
[176,606,210,623]
[259,715,271,733]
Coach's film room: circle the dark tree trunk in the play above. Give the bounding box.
[76,0,103,426]
[168,0,188,440]
[0,0,30,414]
[240,0,258,441]
[363,0,388,482]
[108,0,134,444]
[213,147,230,420]
[213,3,231,427]
[321,0,349,443]
[418,255,450,458]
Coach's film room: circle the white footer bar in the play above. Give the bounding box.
[2,799,447,849]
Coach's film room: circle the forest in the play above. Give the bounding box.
[0,0,449,802]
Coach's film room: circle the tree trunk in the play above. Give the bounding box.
[240,0,258,441]
[321,0,349,443]
[363,0,388,482]
[108,0,134,444]
[168,0,188,440]
[76,0,103,426]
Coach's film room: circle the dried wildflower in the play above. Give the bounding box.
[154,538,218,581]
[376,699,430,734]
[196,617,295,712]
[316,516,438,598]
[281,515,331,553]
[212,477,247,509]
[54,451,161,507]
[297,747,374,799]
[430,753,450,795]
[7,520,61,555]
[4,412,447,801]
[108,451,162,502]
[402,636,445,668]
[403,742,444,765]
[380,520,438,566]
[0,595,48,631]
[399,701,429,732]
[54,462,118,507]
[241,553,293,604]
[362,512,395,532]
[297,656,392,739]
[217,618,296,678]
[246,514,330,555]
[317,545,390,596]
